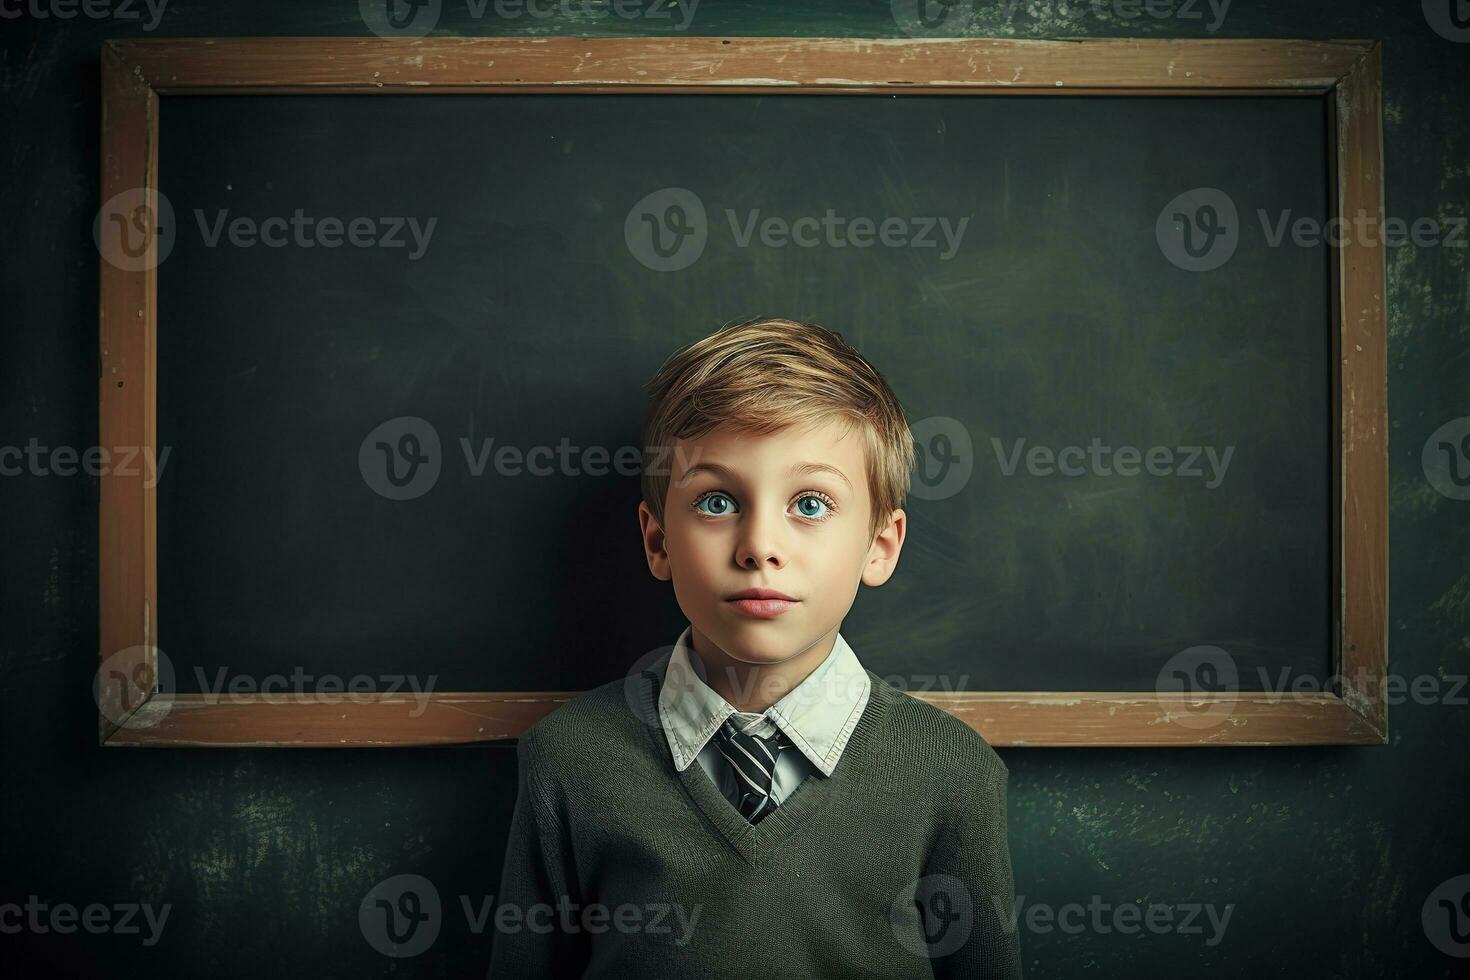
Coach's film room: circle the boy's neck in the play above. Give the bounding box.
[688,625,840,714]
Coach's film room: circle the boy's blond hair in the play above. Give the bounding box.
[639,317,915,544]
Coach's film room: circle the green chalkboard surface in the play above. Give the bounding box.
[156,93,1332,694]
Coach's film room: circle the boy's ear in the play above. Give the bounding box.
[861,508,906,588]
[637,500,673,581]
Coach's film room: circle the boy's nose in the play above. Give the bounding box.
[735,512,786,570]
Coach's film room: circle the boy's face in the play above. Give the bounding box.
[637,419,906,667]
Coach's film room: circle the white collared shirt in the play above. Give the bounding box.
[656,624,871,807]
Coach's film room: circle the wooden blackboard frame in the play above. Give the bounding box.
[97,36,1386,747]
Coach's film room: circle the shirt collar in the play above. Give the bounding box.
[656,623,871,777]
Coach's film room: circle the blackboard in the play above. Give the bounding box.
[155,91,1333,696]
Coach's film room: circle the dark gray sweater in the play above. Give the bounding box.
[487,662,1024,979]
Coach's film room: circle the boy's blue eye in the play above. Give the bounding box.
[795,494,829,520]
[694,493,737,516]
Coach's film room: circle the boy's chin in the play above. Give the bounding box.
[704,621,806,665]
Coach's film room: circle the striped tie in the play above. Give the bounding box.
[713,718,792,824]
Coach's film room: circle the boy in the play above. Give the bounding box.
[488,317,1023,979]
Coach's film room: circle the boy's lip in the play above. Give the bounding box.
[725,588,797,601]
[726,596,798,620]
[725,588,800,620]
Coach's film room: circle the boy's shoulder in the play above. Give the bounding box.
[517,671,660,767]
[865,670,1010,793]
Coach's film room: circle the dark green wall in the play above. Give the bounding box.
[2,2,1467,977]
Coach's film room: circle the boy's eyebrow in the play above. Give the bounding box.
[676,460,853,492]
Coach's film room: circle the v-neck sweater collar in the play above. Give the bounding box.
[636,651,899,867]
